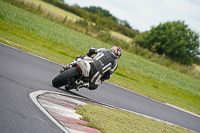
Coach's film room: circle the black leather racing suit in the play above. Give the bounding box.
[88,48,118,90]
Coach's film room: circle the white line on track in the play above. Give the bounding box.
[108,81,200,119]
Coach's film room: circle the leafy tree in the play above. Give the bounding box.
[118,20,132,29]
[82,6,133,29]
[135,21,200,65]
[73,4,80,8]
[82,6,118,22]
[57,0,64,2]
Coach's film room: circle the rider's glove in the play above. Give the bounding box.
[87,48,96,57]
[60,64,74,73]
[87,53,92,57]
[60,64,72,73]
[64,64,72,70]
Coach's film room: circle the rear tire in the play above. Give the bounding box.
[52,67,80,88]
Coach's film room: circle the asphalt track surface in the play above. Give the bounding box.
[0,42,200,133]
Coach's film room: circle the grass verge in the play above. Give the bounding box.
[76,104,194,133]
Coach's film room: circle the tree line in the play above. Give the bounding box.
[81,6,133,29]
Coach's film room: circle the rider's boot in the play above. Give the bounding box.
[88,82,98,90]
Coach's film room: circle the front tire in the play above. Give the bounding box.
[52,67,80,88]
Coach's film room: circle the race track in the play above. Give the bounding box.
[0,43,199,132]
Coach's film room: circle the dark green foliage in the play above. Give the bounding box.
[135,21,200,65]
[194,57,200,65]
[82,6,133,29]
[82,6,118,22]
[57,0,64,2]
[118,20,132,29]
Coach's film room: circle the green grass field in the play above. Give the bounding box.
[0,1,199,132]
[110,31,132,43]
[24,0,83,21]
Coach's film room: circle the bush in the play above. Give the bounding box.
[135,21,200,65]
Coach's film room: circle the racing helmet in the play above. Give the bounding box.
[110,46,122,59]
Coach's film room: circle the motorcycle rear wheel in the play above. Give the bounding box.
[52,67,80,88]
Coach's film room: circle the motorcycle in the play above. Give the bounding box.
[52,56,93,91]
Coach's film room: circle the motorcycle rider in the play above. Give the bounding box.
[62,46,122,90]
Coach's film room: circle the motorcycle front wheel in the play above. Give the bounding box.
[52,67,80,88]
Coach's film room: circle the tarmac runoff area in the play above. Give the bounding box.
[30,90,102,133]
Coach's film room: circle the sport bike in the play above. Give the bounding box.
[52,56,92,91]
